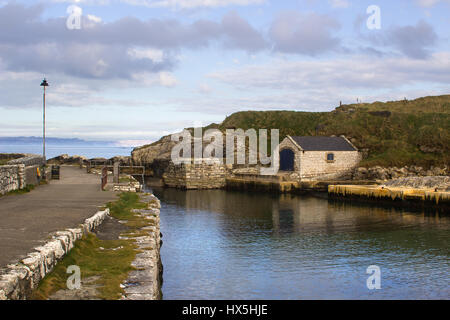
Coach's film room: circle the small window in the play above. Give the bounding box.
[327,153,335,161]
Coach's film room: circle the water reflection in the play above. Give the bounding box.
[152,188,450,300]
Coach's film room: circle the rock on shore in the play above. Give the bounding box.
[131,135,177,166]
[384,176,450,191]
[47,154,131,165]
[352,165,448,181]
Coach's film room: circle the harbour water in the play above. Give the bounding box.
[151,188,450,300]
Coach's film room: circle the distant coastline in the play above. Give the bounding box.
[0,137,143,159]
[0,136,117,146]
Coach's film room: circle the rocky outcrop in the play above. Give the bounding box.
[48,154,131,166]
[131,135,177,166]
[47,154,87,165]
[384,176,450,191]
[352,166,448,181]
[109,156,131,165]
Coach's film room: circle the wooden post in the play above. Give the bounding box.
[113,161,120,183]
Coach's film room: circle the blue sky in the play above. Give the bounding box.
[0,0,449,146]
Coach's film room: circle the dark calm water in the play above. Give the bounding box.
[151,188,450,300]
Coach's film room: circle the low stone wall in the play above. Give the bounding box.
[0,209,110,300]
[121,194,162,300]
[7,155,45,167]
[163,160,227,189]
[328,184,450,211]
[0,165,25,195]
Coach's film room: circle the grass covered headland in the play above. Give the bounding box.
[32,192,151,300]
[135,95,449,168]
[216,95,450,168]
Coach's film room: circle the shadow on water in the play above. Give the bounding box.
[146,186,450,300]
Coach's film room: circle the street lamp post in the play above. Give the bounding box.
[40,78,49,163]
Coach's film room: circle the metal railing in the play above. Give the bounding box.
[87,160,145,190]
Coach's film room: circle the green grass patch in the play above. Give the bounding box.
[107,192,149,230]
[31,192,153,300]
[119,176,134,183]
[31,233,137,300]
[7,184,35,195]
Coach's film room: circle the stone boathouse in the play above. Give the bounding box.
[278,135,361,180]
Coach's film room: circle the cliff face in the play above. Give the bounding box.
[132,135,177,165]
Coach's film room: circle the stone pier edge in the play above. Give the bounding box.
[0,208,110,300]
[120,193,162,300]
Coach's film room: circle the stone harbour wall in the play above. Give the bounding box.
[0,165,25,195]
[121,194,162,300]
[0,209,110,300]
[163,159,228,189]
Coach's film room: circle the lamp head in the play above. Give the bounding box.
[40,78,49,87]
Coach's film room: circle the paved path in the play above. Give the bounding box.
[0,166,116,268]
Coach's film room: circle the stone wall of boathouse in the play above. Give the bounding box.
[278,138,361,180]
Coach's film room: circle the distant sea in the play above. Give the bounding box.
[0,144,134,159]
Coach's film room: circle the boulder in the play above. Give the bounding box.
[109,156,131,165]
[48,154,69,163]
[352,167,368,180]
[48,154,87,164]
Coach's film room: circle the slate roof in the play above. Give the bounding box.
[289,136,357,151]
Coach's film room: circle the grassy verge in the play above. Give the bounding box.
[31,192,151,300]
[0,184,35,197]
[119,176,134,183]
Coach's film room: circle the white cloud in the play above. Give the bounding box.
[197,83,213,94]
[123,0,265,9]
[210,53,450,90]
[128,71,178,87]
[127,47,165,63]
[415,0,450,6]
[159,72,178,87]
[329,0,349,8]
[196,52,450,112]
[269,12,341,55]
[87,14,102,23]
